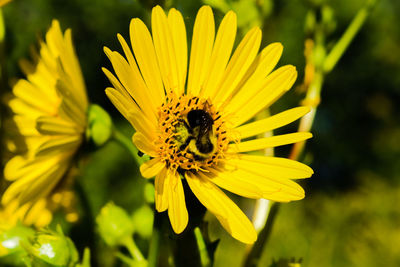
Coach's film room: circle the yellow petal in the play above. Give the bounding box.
[226,43,283,110]
[8,115,39,136]
[56,79,87,128]
[103,67,132,99]
[132,132,158,158]
[36,116,81,135]
[167,171,188,234]
[152,6,183,95]
[237,154,314,178]
[24,199,52,227]
[35,135,81,157]
[206,163,305,201]
[12,79,58,115]
[186,172,257,244]
[235,106,310,139]
[7,97,45,118]
[204,167,263,199]
[168,8,188,93]
[212,27,262,105]
[45,21,88,112]
[187,6,215,95]
[62,29,88,110]
[2,156,69,205]
[229,132,312,152]
[231,65,298,127]
[18,162,68,205]
[105,88,157,140]
[103,47,157,122]
[129,18,165,106]
[139,158,165,178]
[201,11,237,99]
[4,155,30,181]
[221,159,306,201]
[155,167,169,212]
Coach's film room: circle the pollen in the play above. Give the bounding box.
[156,92,229,172]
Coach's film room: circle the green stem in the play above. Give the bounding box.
[289,71,324,160]
[115,252,137,266]
[243,202,280,267]
[147,212,162,267]
[122,236,146,262]
[194,227,211,267]
[112,127,145,165]
[323,0,376,73]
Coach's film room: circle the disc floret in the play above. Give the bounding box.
[156,93,229,172]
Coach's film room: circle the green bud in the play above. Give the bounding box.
[305,10,317,34]
[96,202,134,246]
[132,205,153,238]
[321,5,336,34]
[27,226,78,267]
[0,224,34,265]
[86,104,113,146]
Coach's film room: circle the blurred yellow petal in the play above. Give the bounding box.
[2,19,88,228]
[36,115,81,135]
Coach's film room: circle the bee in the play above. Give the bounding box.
[179,109,217,159]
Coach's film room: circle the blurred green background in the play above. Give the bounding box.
[2,0,400,266]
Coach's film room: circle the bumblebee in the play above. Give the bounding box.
[178,109,217,159]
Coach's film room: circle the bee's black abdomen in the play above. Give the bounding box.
[196,139,214,154]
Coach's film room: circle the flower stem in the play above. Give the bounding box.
[147,212,162,267]
[112,127,145,165]
[194,227,211,267]
[243,202,280,267]
[121,236,146,262]
[323,0,377,73]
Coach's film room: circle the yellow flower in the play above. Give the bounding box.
[1,20,88,225]
[103,6,313,243]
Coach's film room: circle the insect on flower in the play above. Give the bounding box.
[103,5,313,243]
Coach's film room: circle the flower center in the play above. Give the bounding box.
[157,93,229,171]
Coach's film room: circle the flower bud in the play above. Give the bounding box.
[0,224,34,265]
[132,205,153,238]
[96,202,134,246]
[87,104,113,146]
[27,226,78,267]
